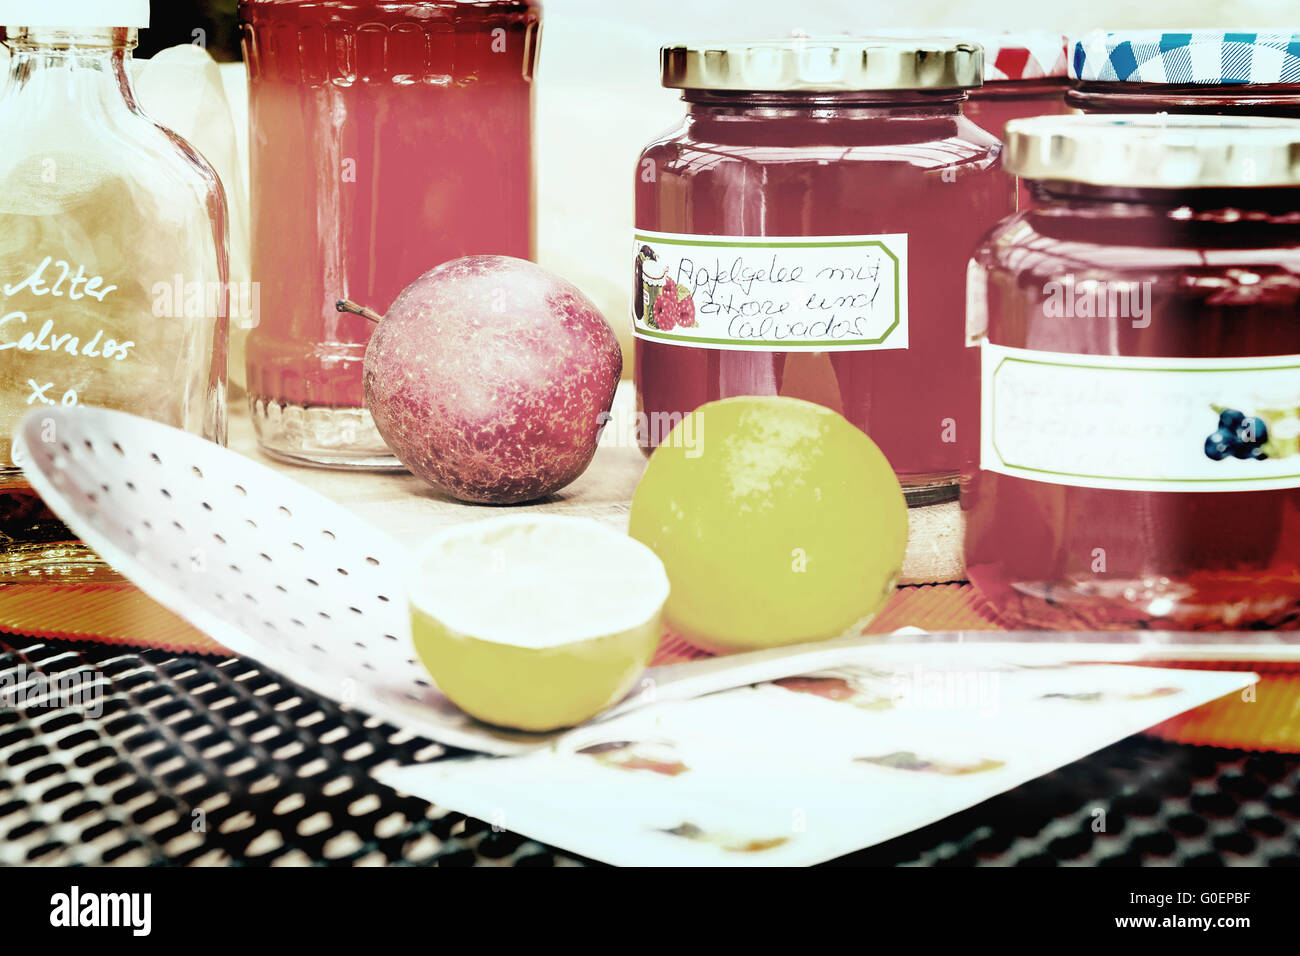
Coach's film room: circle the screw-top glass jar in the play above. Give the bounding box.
[965,114,1300,629]
[633,37,1014,503]
[0,0,229,581]
[874,29,1072,143]
[1068,30,1300,117]
[962,30,1070,210]
[240,0,541,469]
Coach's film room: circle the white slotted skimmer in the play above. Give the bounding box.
[13,405,550,755]
[18,408,1293,759]
[19,406,918,757]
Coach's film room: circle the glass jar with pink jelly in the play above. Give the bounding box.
[1068,30,1300,117]
[240,0,540,468]
[962,30,1070,210]
[633,38,1014,504]
[965,114,1300,630]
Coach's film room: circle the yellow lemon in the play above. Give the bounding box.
[408,515,669,732]
[629,396,907,653]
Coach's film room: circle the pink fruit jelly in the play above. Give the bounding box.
[962,31,1070,211]
[965,115,1300,630]
[633,38,1014,501]
[240,0,540,467]
[877,29,1072,209]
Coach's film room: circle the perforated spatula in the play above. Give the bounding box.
[16,407,1294,756]
[15,406,934,755]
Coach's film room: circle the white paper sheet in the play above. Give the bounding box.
[377,645,1256,865]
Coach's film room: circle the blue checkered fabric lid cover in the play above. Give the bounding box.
[1071,30,1300,84]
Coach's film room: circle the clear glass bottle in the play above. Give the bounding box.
[966,114,1300,630]
[0,2,229,582]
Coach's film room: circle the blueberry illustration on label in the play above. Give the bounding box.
[1218,408,1245,432]
[1204,428,1236,461]
[1205,408,1269,461]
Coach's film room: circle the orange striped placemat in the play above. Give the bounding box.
[1141,661,1300,752]
[0,582,228,654]
[0,580,1291,750]
[0,580,1002,661]
[650,582,1003,664]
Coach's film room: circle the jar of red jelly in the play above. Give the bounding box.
[1068,30,1300,117]
[962,30,1070,137]
[962,30,1070,211]
[634,38,1014,502]
[240,0,540,468]
[965,114,1300,630]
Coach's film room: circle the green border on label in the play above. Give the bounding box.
[990,354,1300,484]
[632,233,901,348]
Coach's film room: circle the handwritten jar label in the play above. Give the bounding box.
[981,343,1300,492]
[632,231,908,352]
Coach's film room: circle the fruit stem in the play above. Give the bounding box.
[336,299,384,324]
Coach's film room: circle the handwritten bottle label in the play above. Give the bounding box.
[981,343,1300,492]
[632,231,908,352]
[0,256,132,440]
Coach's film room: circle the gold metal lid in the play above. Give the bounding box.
[1005,114,1300,188]
[661,37,984,92]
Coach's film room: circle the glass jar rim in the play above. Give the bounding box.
[662,37,983,93]
[3,26,138,48]
[0,0,148,30]
[1006,113,1300,188]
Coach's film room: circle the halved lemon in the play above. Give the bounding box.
[407,515,670,732]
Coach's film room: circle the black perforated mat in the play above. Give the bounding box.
[2,634,1298,866]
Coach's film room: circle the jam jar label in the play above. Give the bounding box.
[981,343,1300,492]
[632,231,908,352]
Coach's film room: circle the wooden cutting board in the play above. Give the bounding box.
[241,382,965,585]
[241,384,646,544]
[0,384,965,656]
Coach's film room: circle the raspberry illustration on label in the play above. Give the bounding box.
[636,244,696,331]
